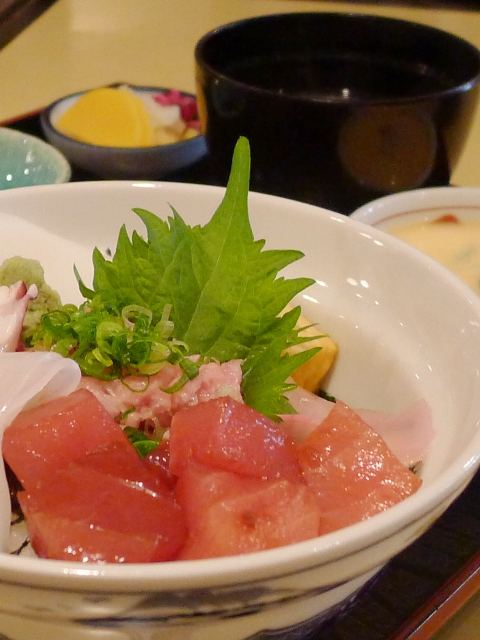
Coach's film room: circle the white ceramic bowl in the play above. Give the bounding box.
[1,181,480,640]
[351,186,480,294]
[40,86,207,179]
[0,127,70,189]
[351,186,480,228]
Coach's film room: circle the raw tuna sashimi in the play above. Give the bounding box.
[143,439,176,490]
[297,401,422,534]
[175,462,321,560]
[169,396,303,483]
[4,384,425,563]
[74,440,172,496]
[3,388,128,491]
[18,465,186,562]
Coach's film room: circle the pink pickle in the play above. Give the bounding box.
[154,91,199,124]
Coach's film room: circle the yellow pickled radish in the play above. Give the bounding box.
[55,87,155,147]
[117,86,154,146]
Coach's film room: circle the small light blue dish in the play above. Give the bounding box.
[0,127,71,190]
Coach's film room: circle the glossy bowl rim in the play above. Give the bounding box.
[0,126,71,185]
[351,185,480,225]
[40,85,204,153]
[194,11,480,105]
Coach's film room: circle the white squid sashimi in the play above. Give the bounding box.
[0,281,38,352]
[282,386,434,468]
[356,402,434,469]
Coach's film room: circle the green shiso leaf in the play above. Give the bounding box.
[241,307,320,421]
[34,137,318,419]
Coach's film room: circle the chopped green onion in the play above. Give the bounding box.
[114,406,136,423]
[28,300,194,388]
[124,426,161,458]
